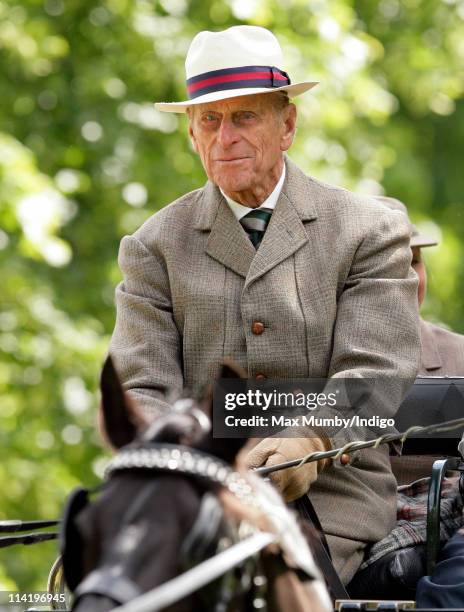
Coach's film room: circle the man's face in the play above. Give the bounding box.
[411,246,427,307]
[188,93,296,204]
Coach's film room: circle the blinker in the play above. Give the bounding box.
[60,487,91,592]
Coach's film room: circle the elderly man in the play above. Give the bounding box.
[110,26,420,584]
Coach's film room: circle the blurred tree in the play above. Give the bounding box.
[0,0,463,589]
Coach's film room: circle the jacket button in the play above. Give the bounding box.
[255,373,266,381]
[251,321,265,335]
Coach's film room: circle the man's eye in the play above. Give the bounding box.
[202,113,218,122]
[236,111,256,122]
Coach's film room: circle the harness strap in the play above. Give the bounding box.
[293,495,349,601]
[0,532,58,548]
[180,493,225,566]
[109,532,276,612]
[0,519,60,533]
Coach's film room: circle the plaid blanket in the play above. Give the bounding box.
[360,476,464,569]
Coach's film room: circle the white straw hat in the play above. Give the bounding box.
[155,25,319,113]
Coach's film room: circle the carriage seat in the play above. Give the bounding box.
[347,455,464,601]
[295,377,464,603]
[346,543,426,600]
[347,375,464,601]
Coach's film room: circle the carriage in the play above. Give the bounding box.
[3,367,464,612]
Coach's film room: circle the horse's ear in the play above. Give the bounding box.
[196,359,247,418]
[99,355,148,450]
[220,359,247,379]
[204,435,250,466]
[196,359,249,464]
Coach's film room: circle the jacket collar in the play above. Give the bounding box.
[420,318,443,371]
[194,155,318,231]
[193,156,318,282]
[281,155,318,223]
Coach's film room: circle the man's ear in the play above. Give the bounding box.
[280,103,297,152]
[99,355,148,450]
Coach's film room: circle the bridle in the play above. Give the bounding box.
[104,443,258,506]
[66,443,270,610]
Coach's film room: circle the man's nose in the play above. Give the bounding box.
[217,117,240,147]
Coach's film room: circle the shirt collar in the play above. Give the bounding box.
[220,165,286,221]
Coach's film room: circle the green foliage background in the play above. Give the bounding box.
[1,0,463,590]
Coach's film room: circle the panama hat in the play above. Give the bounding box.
[155,25,319,113]
[375,196,438,248]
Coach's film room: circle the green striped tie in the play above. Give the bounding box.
[239,207,273,248]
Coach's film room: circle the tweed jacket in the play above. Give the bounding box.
[109,156,420,550]
[419,318,464,376]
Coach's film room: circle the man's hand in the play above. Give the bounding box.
[245,434,331,502]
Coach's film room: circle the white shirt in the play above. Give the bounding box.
[220,165,286,221]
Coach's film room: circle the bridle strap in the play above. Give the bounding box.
[293,496,349,600]
[180,493,225,566]
[109,531,276,612]
[0,532,58,548]
[105,443,258,508]
[75,567,142,605]
[0,519,60,533]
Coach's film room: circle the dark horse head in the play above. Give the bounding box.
[60,357,330,612]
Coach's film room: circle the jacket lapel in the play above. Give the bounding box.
[195,180,255,278]
[245,157,318,288]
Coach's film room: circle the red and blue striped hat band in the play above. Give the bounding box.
[186,65,291,100]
